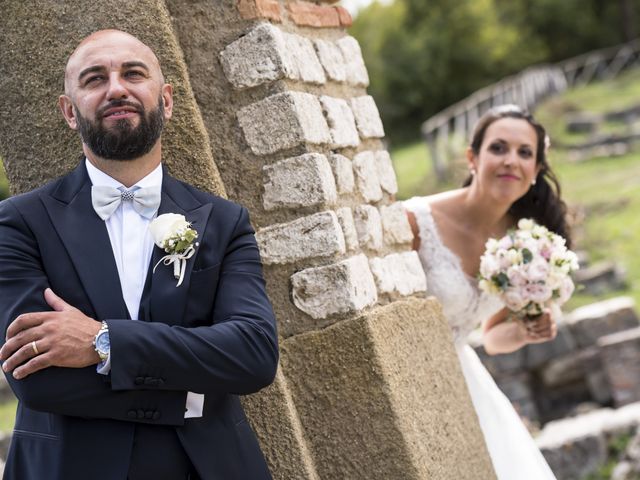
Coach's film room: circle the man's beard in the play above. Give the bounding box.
[75,96,164,161]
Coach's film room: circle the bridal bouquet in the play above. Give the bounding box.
[478,219,579,317]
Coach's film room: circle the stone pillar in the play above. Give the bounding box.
[0,1,496,479]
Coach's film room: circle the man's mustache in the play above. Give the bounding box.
[97,100,143,119]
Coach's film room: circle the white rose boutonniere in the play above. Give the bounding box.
[149,213,199,287]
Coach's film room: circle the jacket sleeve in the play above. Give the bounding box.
[108,206,279,395]
[0,199,188,426]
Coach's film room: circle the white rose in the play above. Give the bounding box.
[504,288,527,311]
[518,218,534,231]
[524,283,552,304]
[556,277,575,305]
[480,255,500,279]
[149,213,190,248]
[526,257,550,282]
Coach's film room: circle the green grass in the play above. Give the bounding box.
[392,70,640,311]
[0,399,17,432]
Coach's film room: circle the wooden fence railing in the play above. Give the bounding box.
[421,39,640,182]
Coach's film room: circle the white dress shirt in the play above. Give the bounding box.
[86,159,204,418]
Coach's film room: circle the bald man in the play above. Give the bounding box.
[0,30,278,480]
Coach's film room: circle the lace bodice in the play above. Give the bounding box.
[404,197,503,345]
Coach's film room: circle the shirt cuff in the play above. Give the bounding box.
[185,392,204,418]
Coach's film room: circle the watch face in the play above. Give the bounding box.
[96,331,110,353]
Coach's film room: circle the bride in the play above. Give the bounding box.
[404,104,570,479]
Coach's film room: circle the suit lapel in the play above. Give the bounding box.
[41,164,129,320]
[145,174,212,326]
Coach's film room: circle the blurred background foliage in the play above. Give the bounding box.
[351,0,640,145]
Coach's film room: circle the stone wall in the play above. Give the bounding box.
[0,1,496,478]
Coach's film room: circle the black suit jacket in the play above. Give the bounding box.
[0,163,278,479]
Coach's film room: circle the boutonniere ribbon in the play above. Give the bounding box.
[149,213,199,287]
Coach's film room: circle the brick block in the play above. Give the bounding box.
[336,36,369,87]
[566,296,639,348]
[291,254,377,319]
[336,207,359,251]
[335,6,353,26]
[380,202,414,245]
[220,23,293,90]
[598,327,640,406]
[238,92,331,155]
[319,96,359,148]
[287,1,341,28]
[352,151,382,202]
[313,39,347,82]
[263,153,337,210]
[327,153,354,194]
[237,0,283,22]
[353,204,383,251]
[283,32,326,84]
[351,95,385,139]
[375,150,398,195]
[369,252,427,296]
[256,211,345,265]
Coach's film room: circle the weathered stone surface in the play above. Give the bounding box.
[353,204,384,251]
[573,260,627,295]
[262,153,337,211]
[238,92,331,155]
[540,347,601,388]
[472,338,525,376]
[219,23,293,89]
[375,150,398,195]
[336,36,369,87]
[291,254,377,319]
[336,207,358,251]
[256,211,345,265]
[327,153,354,194]
[352,151,383,203]
[522,320,576,369]
[599,327,640,406]
[280,298,496,479]
[380,202,414,245]
[566,297,639,348]
[241,370,320,480]
[540,431,606,480]
[283,32,326,84]
[313,38,346,82]
[369,252,427,297]
[350,96,385,139]
[495,372,539,423]
[537,402,640,480]
[319,96,360,148]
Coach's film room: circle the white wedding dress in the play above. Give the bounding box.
[404,197,556,480]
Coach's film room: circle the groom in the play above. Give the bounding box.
[0,30,278,480]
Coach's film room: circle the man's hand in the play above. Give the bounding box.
[0,288,102,379]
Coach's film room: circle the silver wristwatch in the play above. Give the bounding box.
[93,321,110,362]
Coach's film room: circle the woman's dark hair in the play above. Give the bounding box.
[463,105,571,246]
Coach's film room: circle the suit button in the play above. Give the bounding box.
[127,410,137,419]
[153,411,161,420]
[145,411,154,419]
[135,376,144,385]
[137,409,145,419]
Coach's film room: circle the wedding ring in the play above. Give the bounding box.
[31,341,39,355]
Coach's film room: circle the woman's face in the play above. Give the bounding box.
[469,117,541,205]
